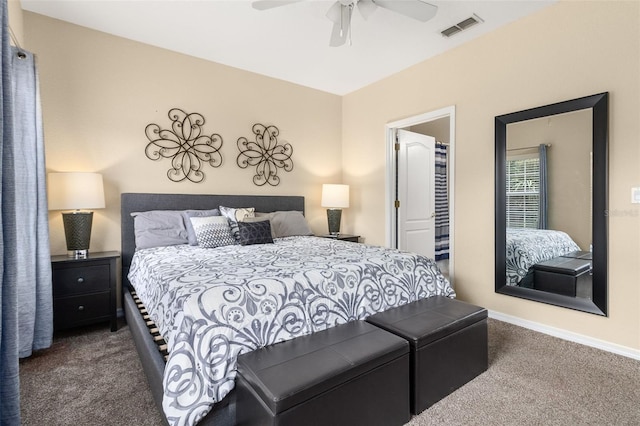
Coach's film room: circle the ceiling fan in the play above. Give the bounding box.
[252,0,438,47]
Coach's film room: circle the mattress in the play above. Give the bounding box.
[128,236,454,426]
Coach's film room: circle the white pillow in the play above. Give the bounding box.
[189,216,236,248]
[219,206,255,242]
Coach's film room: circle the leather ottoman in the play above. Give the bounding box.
[533,256,592,299]
[235,320,410,426]
[366,296,487,414]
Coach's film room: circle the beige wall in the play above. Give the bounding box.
[410,117,450,144]
[7,0,23,44]
[342,1,639,350]
[24,12,343,256]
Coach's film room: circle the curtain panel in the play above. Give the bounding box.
[538,144,548,229]
[1,1,53,423]
[434,142,449,261]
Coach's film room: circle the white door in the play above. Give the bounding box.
[397,129,436,258]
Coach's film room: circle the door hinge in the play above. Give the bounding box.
[394,142,400,151]
[394,200,400,209]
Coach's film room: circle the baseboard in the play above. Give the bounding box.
[488,310,640,361]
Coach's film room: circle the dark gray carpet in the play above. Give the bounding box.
[20,319,640,425]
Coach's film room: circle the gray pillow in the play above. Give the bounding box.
[256,211,313,238]
[182,209,220,245]
[131,210,188,249]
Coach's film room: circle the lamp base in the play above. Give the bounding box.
[326,209,342,235]
[68,249,89,259]
[62,211,93,258]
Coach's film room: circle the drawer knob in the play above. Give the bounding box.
[78,305,85,311]
[77,277,84,284]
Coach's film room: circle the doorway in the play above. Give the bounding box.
[385,106,455,284]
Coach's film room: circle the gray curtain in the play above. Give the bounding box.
[434,142,449,261]
[538,144,548,229]
[1,1,53,423]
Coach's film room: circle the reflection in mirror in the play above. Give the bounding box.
[495,93,608,316]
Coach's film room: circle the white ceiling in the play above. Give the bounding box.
[20,0,555,95]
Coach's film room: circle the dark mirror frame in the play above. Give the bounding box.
[495,92,608,316]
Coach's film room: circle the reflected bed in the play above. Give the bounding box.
[506,228,580,287]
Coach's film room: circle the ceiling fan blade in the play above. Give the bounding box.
[373,0,437,22]
[329,21,348,47]
[326,1,342,23]
[357,0,377,20]
[252,0,304,11]
[327,3,351,47]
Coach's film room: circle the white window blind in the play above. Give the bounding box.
[506,156,540,228]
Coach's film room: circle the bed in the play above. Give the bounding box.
[505,228,581,287]
[121,193,454,426]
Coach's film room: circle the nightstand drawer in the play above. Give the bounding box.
[53,264,110,297]
[54,293,110,330]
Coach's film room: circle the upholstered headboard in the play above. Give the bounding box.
[120,193,305,289]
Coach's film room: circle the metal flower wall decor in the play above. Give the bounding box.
[145,108,223,183]
[237,124,294,186]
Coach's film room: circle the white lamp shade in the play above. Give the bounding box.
[48,172,105,211]
[321,184,350,209]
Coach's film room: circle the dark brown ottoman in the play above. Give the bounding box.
[533,256,592,299]
[366,296,487,414]
[236,320,410,426]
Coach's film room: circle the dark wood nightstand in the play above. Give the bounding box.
[318,234,361,243]
[51,251,119,332]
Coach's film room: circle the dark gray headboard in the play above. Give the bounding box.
[121,193,305,289]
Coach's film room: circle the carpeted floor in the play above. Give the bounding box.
[20,318,640,425]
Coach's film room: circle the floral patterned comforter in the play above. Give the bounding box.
[506,228,581,286]
[128,236,454,426]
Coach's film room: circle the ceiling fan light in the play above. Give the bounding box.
[358,0,377,20]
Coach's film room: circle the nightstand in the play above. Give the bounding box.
[319,234,361,243]
[51,251,119,332]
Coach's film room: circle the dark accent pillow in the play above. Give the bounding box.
[237,220,274,246]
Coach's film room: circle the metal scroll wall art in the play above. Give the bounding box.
[145,108,223,183]
[237,124,294,186]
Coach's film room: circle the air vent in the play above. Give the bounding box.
[441,14,483,38]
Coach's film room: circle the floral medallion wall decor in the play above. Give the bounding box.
[237,123,294,186]
[144,108,223,183]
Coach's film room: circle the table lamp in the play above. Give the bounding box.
[48,172,105,258]
[321,184,349,235]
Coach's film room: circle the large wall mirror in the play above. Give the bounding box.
[495,93,608,316]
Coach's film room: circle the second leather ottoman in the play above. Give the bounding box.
[366,296,488,414]
[235,320,410,426]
